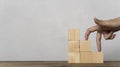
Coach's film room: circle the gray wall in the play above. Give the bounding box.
[0,0,120,61]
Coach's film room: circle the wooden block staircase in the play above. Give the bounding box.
[68,29,103,63]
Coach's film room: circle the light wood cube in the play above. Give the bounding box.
[80,40,91,51]
[92,52,103,63]
[80,52,103,63]
[80,51,93,63]
[68,29,80,41]
[68,41,80,52]
[68,52,80,63]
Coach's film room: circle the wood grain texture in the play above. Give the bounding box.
[0,61,117,67]
[68,41,80,52]
[80,51,103,63]
[80,51,93,63]
[92,52,103,63]
[68,29,80,41]
[68,41,80,63]
[80,40,91,51]
[68,52,80,63]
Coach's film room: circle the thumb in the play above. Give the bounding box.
[94,17,110,27]
[94,17,103,22]
[94,17,105,26]
[94,17,120,28]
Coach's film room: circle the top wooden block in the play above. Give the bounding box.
[68,29,80,41]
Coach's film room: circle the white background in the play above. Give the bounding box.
[0,0,120,61]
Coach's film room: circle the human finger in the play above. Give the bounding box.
[85,25,100,40]
[109,34,116,40]
[103,31,113,40]
[96,31,102,52]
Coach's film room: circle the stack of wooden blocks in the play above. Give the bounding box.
[68,29,103,63]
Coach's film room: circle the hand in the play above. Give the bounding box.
[85,17,120,52]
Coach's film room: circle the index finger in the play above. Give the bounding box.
[85,25,100,40]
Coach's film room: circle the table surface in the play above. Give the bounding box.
[0,61,119,67]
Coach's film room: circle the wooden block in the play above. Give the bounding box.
[74,29,80,41]
[68,29,74,41]
[80,40,91,51]
[80,51,93,63]
[68,29,80,41]
[80,52,104,63]
[92,52,103,63]
[68,52,80,63]
[68,41,80,52]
